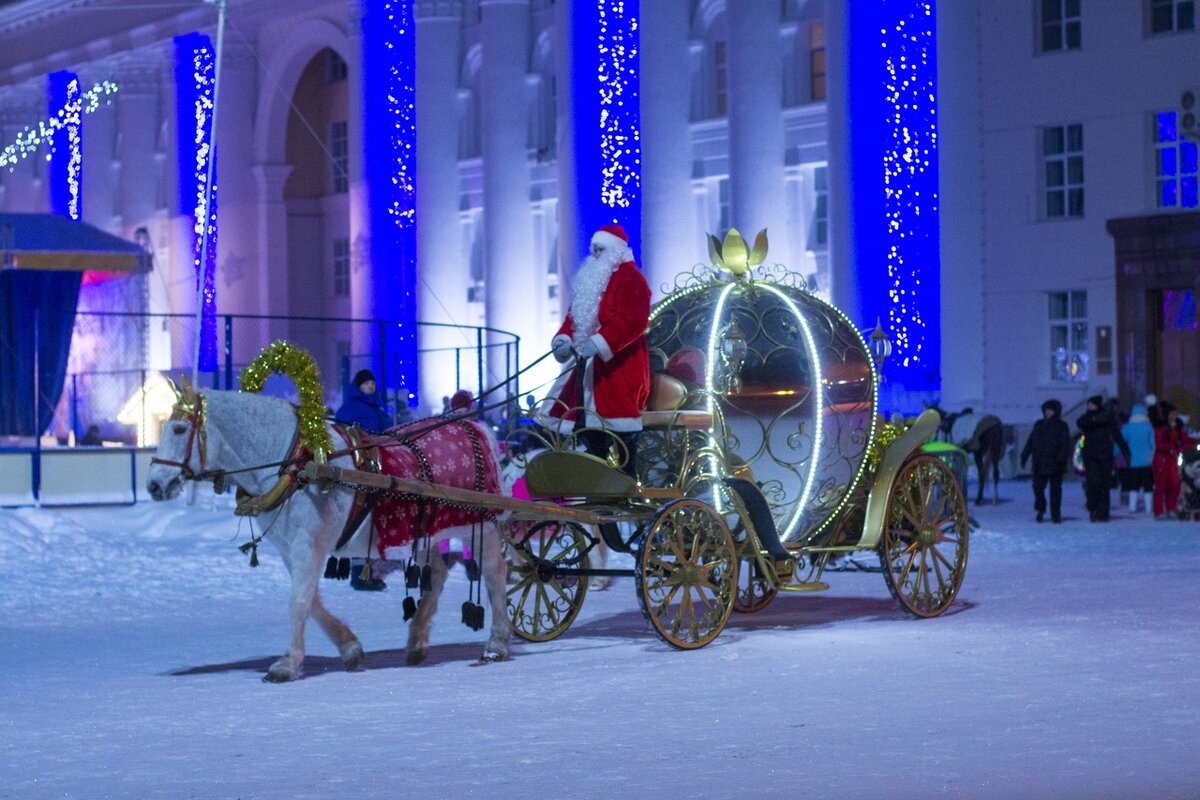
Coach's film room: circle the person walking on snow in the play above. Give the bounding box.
[1120,402,1155,513]
[539,224,651,478]
[1152,401,1195,519]
[1020,399,1072,523]
[1077,395,1130,522]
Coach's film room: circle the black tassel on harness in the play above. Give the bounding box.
[402,595,417,621]
[238,537,261,568]
[324,557,339,579]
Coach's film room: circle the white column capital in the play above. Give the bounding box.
[253,163,293,199]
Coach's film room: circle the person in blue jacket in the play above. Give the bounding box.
[1120,402,1155,513]
[335,369,387,434]
[335,369,388,591]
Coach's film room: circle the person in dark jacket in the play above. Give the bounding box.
[1020,399,1072,522]
[1077,394,1131,522]
[335,369,387,434]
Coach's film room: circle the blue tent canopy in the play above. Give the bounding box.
[0,213,149,273]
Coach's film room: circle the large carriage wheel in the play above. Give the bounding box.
[878,454,969,618]
[636,499,737,649]
[506,521,590,642]
[721,484,779,613]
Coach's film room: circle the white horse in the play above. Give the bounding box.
[146,380,511,682]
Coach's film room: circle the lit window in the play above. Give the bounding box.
[1041,0,1082,51]
[717,177,730,232]
[812,165,828,248]
[1043,123,1084,218]
[810,22,826,102]
[329,120,348,194]
[1049,290,1088,382]
[333,237,350,296]
[1151,0,1195,33]
[1154,111,1199,208]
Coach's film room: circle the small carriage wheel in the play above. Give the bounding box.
[878,454,970,618]
[721,484,779,614]
[636,498,737,649]
[506,520,591,642]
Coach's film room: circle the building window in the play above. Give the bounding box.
[328,50,348,83]
[810,22,826,101]
[1155,111,1199,208]
[333,237,350,296]
[1043,123,1084,218]
[1041,0,1081,51]
[329,120,348,194]
[713,40,728,117]
[717,177,730,232]
[1049,290,1088,382]
[1151,0,1195,33]
[812,166,828,248]
[467,282,485,304]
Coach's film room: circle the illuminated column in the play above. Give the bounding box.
[726,0,789,267]
[0,85,44,212]
[480,0,538,382]
[414,0,465,408]
[47,70,82,220]
[639,0,694,297]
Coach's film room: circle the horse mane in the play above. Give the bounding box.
[201,390,303,490]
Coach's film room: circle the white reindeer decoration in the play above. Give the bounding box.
[146,376,511,681]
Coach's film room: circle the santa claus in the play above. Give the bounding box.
[539,224,651,474]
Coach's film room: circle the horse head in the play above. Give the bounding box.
[146,375,207,501]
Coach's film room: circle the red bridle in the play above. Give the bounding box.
[150,393,207,479]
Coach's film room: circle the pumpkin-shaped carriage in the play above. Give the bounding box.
[500,231,970,649]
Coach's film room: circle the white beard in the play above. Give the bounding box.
[570,248,624,344]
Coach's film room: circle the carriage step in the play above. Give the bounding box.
[779,581,829,593]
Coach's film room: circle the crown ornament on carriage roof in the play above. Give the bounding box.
[706,228,768,277]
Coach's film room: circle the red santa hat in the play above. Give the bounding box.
[590,224,630,255]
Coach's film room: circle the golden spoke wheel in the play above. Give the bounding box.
[636,498,737,649]
[506,521,590,642]
[878,455,969,618]
[721,484,779,613]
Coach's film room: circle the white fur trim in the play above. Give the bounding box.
[590,333,613,362]
[591,229,629,254]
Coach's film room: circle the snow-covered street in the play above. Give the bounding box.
[1,481,1198,799]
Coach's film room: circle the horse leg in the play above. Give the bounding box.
[992,449,1002,506]
[478,521,513,663]
[265,538,323,682]
[973,451,986,506]
[309,594,363,672]
[406,539,449,666]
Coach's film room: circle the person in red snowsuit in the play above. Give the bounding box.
[1152,401,1195,519]
[539,224,650,476]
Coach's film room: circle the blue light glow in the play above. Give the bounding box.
[174,33,218,371]
[361,0,419,403]
[47,71,81,221]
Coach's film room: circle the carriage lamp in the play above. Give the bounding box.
[719,319,749,394]
[869,317,892,373]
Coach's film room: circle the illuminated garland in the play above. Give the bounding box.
[239,341,334,463]
[0,80,118,170]
[866,421,903,470]
[597,0,640,214]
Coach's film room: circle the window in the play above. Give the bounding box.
[327,50,348,83]
[809,22,826,102]
[1154,111,1199,208]
[713,40,728,117]
[1151,0,1195,33]
[329,120,348,194]
[1043,124,1084,218]
[1049,290,1088,382]
[1041,0,1081,51]
[717,177,730,232]
[332,237,350,296]
[812,166,828,248]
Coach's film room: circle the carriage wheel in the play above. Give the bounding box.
[506,521,590,642]
[636,499,737,649]
[878,454,969,618]
[720,484,779,613]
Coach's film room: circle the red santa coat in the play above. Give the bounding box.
[544,260,650,432]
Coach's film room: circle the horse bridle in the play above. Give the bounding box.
[150,393,208,480]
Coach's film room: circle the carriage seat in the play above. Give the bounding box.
[523,450,639,499]
[641,373,712,431]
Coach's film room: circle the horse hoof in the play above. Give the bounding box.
[406,648,427,666]
[263,668,298,683]
[340,640,364,672]
[479,649,506,664]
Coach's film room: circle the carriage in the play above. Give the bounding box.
[306,231,971,651]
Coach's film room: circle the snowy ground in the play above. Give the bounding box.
[1,480,1198,800]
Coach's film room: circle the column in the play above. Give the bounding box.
[414,0,466,408]
[639,1,694,298]
[480,0,537,383]
[726,0,790,269]
[115,54,162,234]
[254,163,294,344]
[824,0,858,321]
[0,84,46,213]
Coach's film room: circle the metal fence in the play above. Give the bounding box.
[45,311,519,446]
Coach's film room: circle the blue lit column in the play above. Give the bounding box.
[480,0,537,383]
[638,0,693,297]
[829,0,942,407]
[47,71,82,221]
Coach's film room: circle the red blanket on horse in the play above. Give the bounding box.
[365,418,502,559]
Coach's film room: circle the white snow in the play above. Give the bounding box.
[1,481,1198,799]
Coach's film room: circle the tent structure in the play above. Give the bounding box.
[0,213,150,438]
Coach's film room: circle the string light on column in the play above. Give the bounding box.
[0,80,118,170]
[879,0,940,380]
[596,0,641,217]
